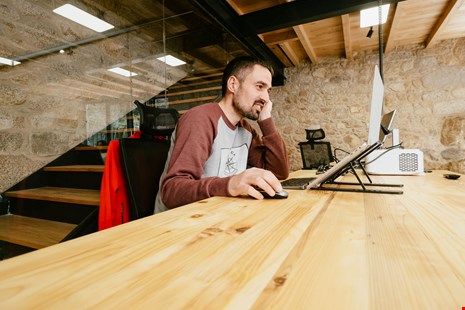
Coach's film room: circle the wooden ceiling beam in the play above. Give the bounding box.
[261,30,299,45]
[385,2,407,53]
[279,42,300,66]
[277,0,317,63]
[293,25,318,63]
[341,14,353,60]
[426,0,464,48]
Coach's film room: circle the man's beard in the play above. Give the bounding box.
[233,98,260,121]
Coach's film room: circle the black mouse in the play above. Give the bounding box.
[258,189,289,199]
[444,173,461,180]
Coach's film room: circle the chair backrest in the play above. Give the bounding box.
[134,100,179,138]
[119,138,171,220]
[299,141,333,169]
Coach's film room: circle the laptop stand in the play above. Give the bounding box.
[311,143,404,195]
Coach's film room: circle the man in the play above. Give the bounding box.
[154,56,289,213]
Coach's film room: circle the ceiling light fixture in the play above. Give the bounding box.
[108,67,138,77]
[0,56,20,66]
[53,4,114,33]
[157,55,186,67]
[360,4,390,28]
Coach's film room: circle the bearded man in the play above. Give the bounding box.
[154,56,289,213]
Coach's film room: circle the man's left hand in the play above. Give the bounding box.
[259,100,273,121]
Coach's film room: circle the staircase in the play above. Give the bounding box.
[0,71,223,260]
[148,71,222,112]
[0,146,105,260]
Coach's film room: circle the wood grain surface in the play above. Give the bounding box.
[0,170,463,309]
[4,187,100,206]
[0,215,76,249]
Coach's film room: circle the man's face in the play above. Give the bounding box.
[232,65,272,121]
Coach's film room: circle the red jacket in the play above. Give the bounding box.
[98,132,167,230]
[98,140,130,230]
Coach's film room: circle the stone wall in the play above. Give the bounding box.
[1,37,464,193]
[270,38,465,174]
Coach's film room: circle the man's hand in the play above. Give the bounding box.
[227,167,283,199]
[258,100,273,121]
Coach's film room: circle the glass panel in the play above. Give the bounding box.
[0,0,250,149]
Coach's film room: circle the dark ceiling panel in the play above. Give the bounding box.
[240,0,405,35]
[190,0,286,86]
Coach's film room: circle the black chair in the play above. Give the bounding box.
[119,138,171,220]
[298,128,333,169]
[119,101,179,220]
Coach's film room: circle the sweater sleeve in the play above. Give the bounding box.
[245,117,290,180]
[159,108,231,209]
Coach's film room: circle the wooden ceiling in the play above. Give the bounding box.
[220,0,465,68]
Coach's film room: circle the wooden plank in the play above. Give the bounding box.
[154,86,221,98]
[4,187,100,206]
[294,24,318,63]
[253,190,368,309]
[426,0,464,47]
[279,42,300,66]
[43,165,104,173]
[74,146,108,151]
[168,78,221,90]
[0,215,76,249]
[385,2,407,53]
[167,95,219,106]
[341,14,353,59]
[181,72,223,82]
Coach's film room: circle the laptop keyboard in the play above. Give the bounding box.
[281,177,316,189]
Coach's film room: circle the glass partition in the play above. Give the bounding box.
[0,0,249,147]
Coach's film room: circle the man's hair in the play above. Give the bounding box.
[221,56,274,96]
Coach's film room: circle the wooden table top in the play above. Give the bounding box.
[0,170,464,309]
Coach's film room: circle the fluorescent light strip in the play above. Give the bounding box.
[360,4,390,28]
[108,67,138,77]
[53,4,114,32]
[157,55,186,67]
[0,56,20,66]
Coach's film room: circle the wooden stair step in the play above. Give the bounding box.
[0,214,77,249]
[168,95,219,105]
[4,187,100,206]
[44,165,104,173]
[154,85,221,97]
[169,78,221,89]
[74,146,108,151]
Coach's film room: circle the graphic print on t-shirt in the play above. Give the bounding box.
[219,144,248,177]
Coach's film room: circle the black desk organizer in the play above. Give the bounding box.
[311,142,404,194]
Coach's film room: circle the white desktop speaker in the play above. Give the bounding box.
[366,130,425,175]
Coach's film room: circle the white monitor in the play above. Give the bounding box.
[367,65,384,145]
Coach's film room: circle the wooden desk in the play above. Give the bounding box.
[0,170,464,309]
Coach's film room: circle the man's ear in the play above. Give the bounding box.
[227,76,238,94]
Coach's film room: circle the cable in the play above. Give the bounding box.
[363,142,403,165]
[333,147,350,163]
[378,0,384,81]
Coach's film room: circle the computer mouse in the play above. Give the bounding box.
[258,189,289,199]
[444,173,461,180]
